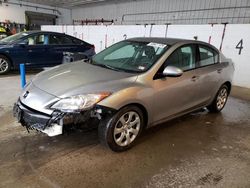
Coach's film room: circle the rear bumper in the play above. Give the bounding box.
[13,100,117,136]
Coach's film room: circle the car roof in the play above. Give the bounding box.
[127,37,218,51]
[23,30,67,36]
[15,30,91,45]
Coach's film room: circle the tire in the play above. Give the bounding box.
[0,55,11,75]
[207,84,229,113]
[98,105,144,152]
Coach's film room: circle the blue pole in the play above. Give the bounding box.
[20,64,26,89]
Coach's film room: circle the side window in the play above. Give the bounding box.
[26,36,35,45]
[26,34,48,45]
[198,46,218,67]
[49,34,61,45]
[61,36,73,44]
[49,35,73,45]
[36,35,46,45]
[72,38,83,45]
[165,45,196,71]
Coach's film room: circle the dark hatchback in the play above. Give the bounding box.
[0,31,95,74]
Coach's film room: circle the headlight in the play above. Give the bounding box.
[51,92,111,112]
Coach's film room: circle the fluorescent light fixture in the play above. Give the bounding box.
[67,0,105,7]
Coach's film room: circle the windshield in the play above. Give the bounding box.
[92,40,169,73]
[0,32,29,43]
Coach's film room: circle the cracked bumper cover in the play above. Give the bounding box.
[13,100,117,137]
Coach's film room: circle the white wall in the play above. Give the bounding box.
[221,25,250,88]
[41,24,250,88]
[72,0,250,25]
[0,0,71,25]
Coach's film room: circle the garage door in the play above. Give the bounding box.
[25,11,57,30]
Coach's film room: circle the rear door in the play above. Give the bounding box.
[48,34,91,65]
[48,34,74,65]
[195,45,222,103]
[153,44,201,122]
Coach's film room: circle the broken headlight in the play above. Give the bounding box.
[51,92,111,112]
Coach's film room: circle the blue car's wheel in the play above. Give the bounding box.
[0,55,11,74]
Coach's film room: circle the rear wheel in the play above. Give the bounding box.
[207,84,229,113]
[98,105,144,152]
[0,55,11,75]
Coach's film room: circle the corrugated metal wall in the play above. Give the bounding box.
[72,0,250,24]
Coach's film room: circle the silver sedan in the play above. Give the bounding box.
[13,38,234,152]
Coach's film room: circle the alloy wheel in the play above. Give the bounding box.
[0,58,8,74]
[113,111,141,147]
[216,88,228,110]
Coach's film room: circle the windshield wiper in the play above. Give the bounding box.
[92,63,122,72]
[104,65,122,71]
[91,62,140,74]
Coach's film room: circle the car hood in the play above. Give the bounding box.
[32,61,138,98]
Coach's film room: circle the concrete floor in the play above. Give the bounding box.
[0,73,250,188]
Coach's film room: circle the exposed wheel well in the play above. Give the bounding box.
[119,103,148,129]
[223,81,232,94]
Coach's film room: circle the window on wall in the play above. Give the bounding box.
[165,45,196,71]
[198,46,219,67]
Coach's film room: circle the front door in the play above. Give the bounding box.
[25,33,50,67]
[153,44,201,122]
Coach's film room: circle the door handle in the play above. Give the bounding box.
[217,69,222,73]
[191,75,199,82]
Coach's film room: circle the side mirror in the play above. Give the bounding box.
[163,66,183,77]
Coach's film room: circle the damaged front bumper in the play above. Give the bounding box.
[13,100,116,137]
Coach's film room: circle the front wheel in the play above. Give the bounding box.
[98,105,144,152]
[207,84,229,113]
[0,55,11,75]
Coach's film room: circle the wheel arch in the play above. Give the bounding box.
[0,53,13,68]
[223,81,232,94]
[118,103,149,129]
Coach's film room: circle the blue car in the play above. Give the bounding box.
[0,31,95,74]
